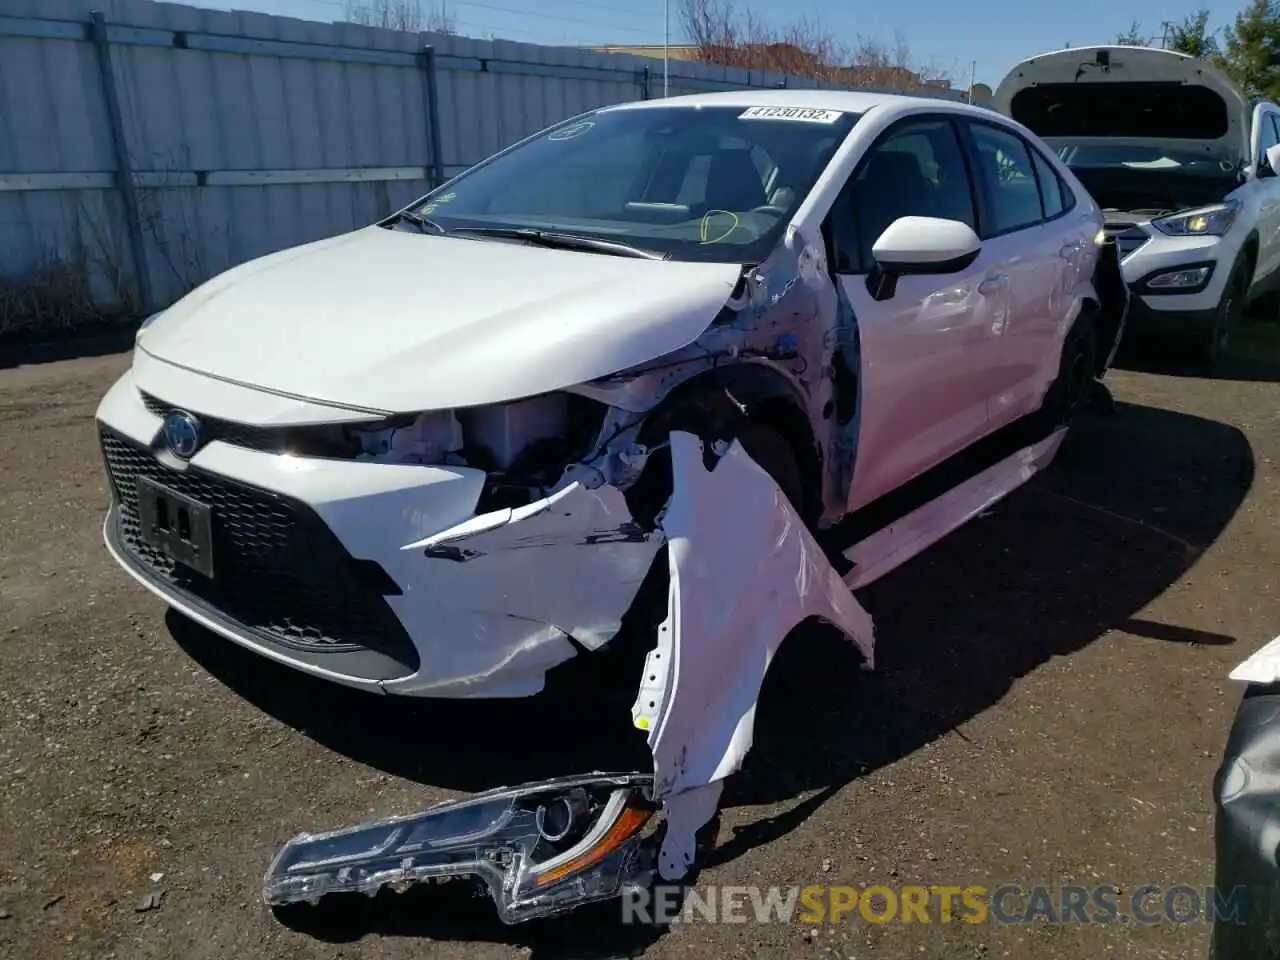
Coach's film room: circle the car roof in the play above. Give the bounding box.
[597,88,992,120]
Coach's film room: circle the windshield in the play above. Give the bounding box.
[1056,142,1239,175]
[406,105,859,263]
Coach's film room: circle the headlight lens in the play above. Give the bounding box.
[1152,199,1241,237]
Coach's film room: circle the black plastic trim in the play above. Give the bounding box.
[106,504,416,683]
[99,425,421,676]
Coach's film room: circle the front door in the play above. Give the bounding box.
[1251,105,1280,284]
[827,115,1007,513]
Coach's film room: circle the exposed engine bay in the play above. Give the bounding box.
[1070,165,1240,220]
[350,393,612,511]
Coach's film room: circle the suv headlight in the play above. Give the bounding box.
[1152,199,1241,237]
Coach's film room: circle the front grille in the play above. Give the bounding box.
[141,393,282,452]
[1103,222,1149,261]
[100,427,419,671]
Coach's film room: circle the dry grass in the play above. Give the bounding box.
[0,249,137,342]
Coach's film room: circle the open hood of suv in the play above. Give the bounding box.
[137,225,742,414]
[993,45,1250,164]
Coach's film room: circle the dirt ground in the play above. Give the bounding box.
[1,337,1278,960]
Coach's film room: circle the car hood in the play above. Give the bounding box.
[992,45,1250,164]
[138,225,744,413]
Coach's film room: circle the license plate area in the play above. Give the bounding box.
[136,476,215,578]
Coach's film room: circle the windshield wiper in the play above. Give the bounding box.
[449,227,667,260]
[389,209,446,235]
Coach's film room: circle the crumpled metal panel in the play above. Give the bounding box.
[632,431,875,879]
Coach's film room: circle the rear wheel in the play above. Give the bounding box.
[1044,314,1098,428]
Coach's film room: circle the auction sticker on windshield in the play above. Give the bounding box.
[739,106,843,123]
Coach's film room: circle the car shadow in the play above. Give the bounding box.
[1113,315,1280,383]
[168,399,1254,956]
[720,397,1252,815]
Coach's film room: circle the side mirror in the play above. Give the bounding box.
[866,216,983,301]
[1261,143,1280,178]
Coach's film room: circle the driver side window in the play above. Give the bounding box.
[483,131,647,218]
[829,117,977,274]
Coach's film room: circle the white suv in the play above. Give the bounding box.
[995,44,1280,368]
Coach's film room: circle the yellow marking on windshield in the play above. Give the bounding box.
[699,209,741,244]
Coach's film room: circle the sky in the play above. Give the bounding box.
[176,0,1252,88]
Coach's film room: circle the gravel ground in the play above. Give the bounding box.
[1,343,1277,960]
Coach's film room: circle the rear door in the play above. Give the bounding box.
[960,118,1091,428]
[828,115,1007,513]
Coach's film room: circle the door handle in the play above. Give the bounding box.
[978,274,1009,295]
[1060,243,1082,258]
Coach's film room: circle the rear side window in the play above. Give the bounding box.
[1030,149,1064,218]
[968,123,1044,236]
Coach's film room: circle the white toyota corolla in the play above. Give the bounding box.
[96,89,1126,705]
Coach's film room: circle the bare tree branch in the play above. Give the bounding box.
[676,0,951,91]
[344,0,456,33]
[1116,20,1150,45]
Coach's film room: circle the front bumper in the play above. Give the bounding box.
[1119,230,1238,333]
[96,371,663,698]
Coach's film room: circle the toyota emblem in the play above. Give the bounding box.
[162,410,203,459]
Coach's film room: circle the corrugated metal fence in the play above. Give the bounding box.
[0,0,966,315]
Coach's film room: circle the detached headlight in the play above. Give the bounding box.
[1152,199,1241,237]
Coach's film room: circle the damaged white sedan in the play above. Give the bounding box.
[96,89,1127,920]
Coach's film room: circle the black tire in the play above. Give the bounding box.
[1044,314,1098,428]
[1193,259,1248,373]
